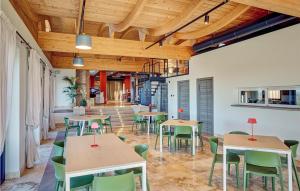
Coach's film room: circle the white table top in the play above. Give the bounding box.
[65,134,145,174]
[161,119,198,127]
[68,115,109,122]
[224,134,289,152]
[138,111,167,117]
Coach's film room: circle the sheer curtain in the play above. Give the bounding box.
[49,74,56,130]
[0,11,17,156]
[42,67,50,139]
[26,49,42,168]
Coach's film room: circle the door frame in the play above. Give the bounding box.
[196,77,214,135]
[177,80,190,119]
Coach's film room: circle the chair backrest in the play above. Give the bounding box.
[133,114,142,122]
[88,119,104,130]
[105,116,111,123]
[92,171,136,191]
[229,131,249,135]
[174,126,192,136]
[53,141,64,156]
[284,140,299,158]
[155,115,166,122]
[118,135,127,142]
[51,156,65,181]
[245,151,281,168]
[209,137,219,154]
[134,144,149,160]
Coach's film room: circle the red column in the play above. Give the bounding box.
[99,71,107,104]
[90,76,95,88]
[124,76,131,92]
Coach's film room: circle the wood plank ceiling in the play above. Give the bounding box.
[10,0,300,71]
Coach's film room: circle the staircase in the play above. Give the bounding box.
[87,106,134,127]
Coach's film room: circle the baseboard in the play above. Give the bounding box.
[5,171,21,179]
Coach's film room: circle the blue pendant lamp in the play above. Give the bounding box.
[73,55,84,67]
[76,0,92,50]
[76,33,92,50]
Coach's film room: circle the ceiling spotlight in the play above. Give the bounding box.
[73,55,84,67]
[204,15,209,25]
[76,33,92,50]
[218,42,226,47]
[159,41,163,47]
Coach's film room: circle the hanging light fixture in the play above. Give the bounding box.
[159,40,163,47]
[76,33,92,50]
[76,0,92,50]
[73,55,84,67]
[204,15,210,25]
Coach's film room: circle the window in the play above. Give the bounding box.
[238,86,300,108]
[267,87,300,107]
[239,88,266,105]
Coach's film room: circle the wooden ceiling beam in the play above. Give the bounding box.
[52,56,144,72]
[175,4,250,40]
[111,0,147,32]
[149,0,206,36]
[38,31,192,60]
[231,0,300,17]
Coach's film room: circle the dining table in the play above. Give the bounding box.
[138,111,167,135]
[65,134,147,191]
[68,114,109,136]
[223,134,293,191]
[159,119,198,155]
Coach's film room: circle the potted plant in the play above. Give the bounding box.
[80,88,87,107]
[62,76,80,107]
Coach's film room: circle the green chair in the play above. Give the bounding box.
[131,114,147,132]
[228,131,249,156]
[87,119,104,134]
[281,140,300,190]
[52,156,94,191]
[208,137,240,187]
[53,141,64,157]
[118,135,127,142]
[116,144,150,191]
[243,151,284,191]
[103,116,113,133]
[92,171,136,191]
[64,117,80,137]
[197,122,204,150]
[173,126,193,152]
[153,115,167,133]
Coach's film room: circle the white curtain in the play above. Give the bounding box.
[26,49,42,168]
[42,67,50,139]
[49,73,56,130]
[0,11,16,155]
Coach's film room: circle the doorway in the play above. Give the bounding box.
[197,78,214,135]
[177,80,190,119]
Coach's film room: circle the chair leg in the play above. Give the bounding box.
[155,134,159,150]
[272,177,275,191]
[235,163,239,188]
[131,123,134,132]
[55,180,59,191]
[243,170,248,191]
[208,160,215,186]
[278,167,284,191]
[292,158,300,190]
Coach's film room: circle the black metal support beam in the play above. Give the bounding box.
[145,0,228,50]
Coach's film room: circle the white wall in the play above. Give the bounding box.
[168,24,300,155]
[54,69,76,109]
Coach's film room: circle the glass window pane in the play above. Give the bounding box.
[268,88,300,106]
[240,89,265,104]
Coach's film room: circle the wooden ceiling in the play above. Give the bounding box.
[10,0,300,71]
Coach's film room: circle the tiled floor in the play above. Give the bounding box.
[1,125,298,191]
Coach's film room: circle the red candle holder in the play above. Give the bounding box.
[90,122,99,148]
[247,118,257,141]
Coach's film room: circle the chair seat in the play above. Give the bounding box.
[175,134,192,139]
[69,125,80,129]
[215,153,240,163]
[70,175,94,188]
[246,164,278,175]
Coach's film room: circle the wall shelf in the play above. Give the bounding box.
[231,104,300,111]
